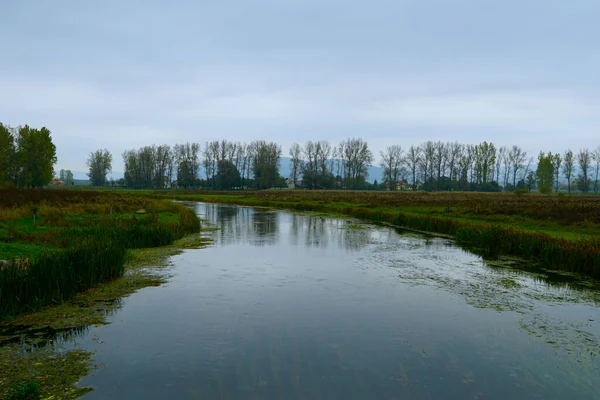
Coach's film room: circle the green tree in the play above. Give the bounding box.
[0,123,16,186]
[65,170,74,186]
[525,171,536,191]
[87,149,112,186]
[15,125,57,188]
[536,152,554,193]
[250,141,281,189]
[216,159,241,189]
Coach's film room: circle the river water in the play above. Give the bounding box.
[40,203,600,398]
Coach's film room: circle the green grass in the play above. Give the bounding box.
[0,189,201,318]
[0,242,53,260]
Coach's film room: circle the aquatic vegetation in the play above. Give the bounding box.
[6,380,40,400]
[0,344,92,400]
[0,189,201,318]
[0,226,213,399]
[156,190,600,279]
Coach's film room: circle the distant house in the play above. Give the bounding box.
[384,179,411,191]
[49,178,64,186]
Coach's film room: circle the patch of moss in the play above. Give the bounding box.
[0,345,92,400]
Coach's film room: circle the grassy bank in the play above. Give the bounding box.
[0,233,212,399]
[149,190,600,278]
[0,189,200,318]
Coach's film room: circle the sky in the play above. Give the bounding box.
[1,0,599,174]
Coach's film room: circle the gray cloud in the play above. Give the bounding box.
[1,0,598,172]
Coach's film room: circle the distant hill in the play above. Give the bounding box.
[67,161,383,185]
[277,157,384,183]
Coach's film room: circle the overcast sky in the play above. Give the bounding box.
[1,0,599,173]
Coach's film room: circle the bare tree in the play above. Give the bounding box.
[154,145,172,188]
[577,148,591,193]
[380,145,404,190]
[592,146,600,193]
[446,142,462,184]
[289,142,303,186]
[302,141,332,189]
[552,153,562,192]
[507,145,527,189]
[341,138,373,189]
[562,149,574,194]
[458,147,472,191]
[202,141,219,188]
[432,141,447,189]
[496,146,506,184]
[404,145,421,190]
[420,141,435,184]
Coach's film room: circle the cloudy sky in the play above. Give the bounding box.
[1,0,599,173]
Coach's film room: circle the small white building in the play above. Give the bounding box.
[285,178,296,189]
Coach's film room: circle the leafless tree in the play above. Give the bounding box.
[380,145,404,190]
[577,148,591,193]
[289,142,303,186]
[404,145,421,190]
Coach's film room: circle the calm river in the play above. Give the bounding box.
[47,203,600,398]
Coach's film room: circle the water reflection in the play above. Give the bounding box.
[201,204,375,251]
[202,205,279,247]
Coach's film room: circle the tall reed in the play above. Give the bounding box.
[0,203,200,318]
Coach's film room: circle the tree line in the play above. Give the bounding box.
[377,141,599,193]
[89,140,287,189]
[3,119,597,194]
[0,122,57,189]
[87,138,600,193]
[89,138,379,190]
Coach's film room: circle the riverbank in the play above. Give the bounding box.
[149,190,600,278]
[0,232,212,399]
[0,189,201,318]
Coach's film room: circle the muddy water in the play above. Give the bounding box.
[22,203,600,398]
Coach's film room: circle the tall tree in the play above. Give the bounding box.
[301,141,333,189]
[87,149,112,186]
[216,159,241,189]
[577,148,591,193]
[0,123,16,186]
[432,141,447,190]
[536,152,554,193]
[592,146,600,194]
[340,138,373,189]
[495,146,506,185]
[405,145,421,190]
[251,141,281,189]
[380,145,404,190]
[15,125,57,188]
[65,170,74,186]
[507,145,527,189]
[552,153,562,193]
[473,142,496,185]
[203,141,219,188]
[562,150,574,194]
[289,142,303,186]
